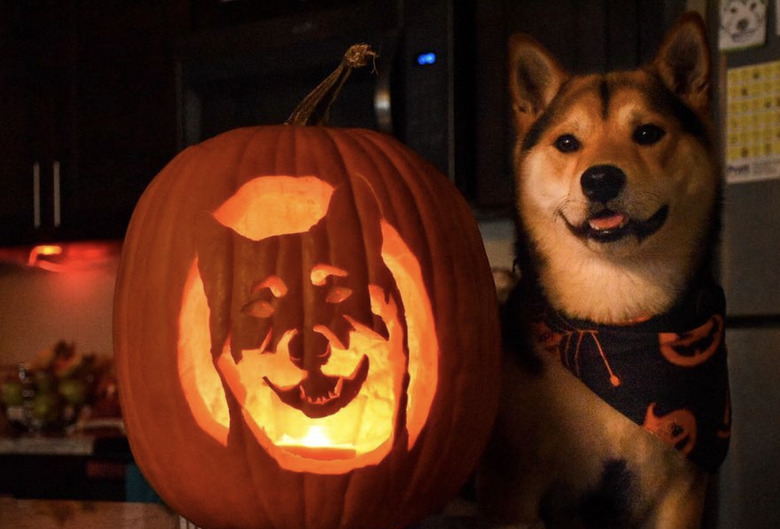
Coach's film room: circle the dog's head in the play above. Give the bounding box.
[510,13,720,323]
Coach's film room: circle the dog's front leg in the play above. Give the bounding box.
[643,470,708,529]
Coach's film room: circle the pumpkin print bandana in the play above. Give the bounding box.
[517,281,731,472]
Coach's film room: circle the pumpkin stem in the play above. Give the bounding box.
[286,44,378,127]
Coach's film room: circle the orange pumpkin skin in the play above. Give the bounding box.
[114,125,501,529]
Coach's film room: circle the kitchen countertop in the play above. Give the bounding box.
[0,499,484,529]
[0,499,185,529]
[0,435,96,455]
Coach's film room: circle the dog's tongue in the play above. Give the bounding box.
[589,212,628,231]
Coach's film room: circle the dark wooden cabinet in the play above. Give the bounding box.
[0,454,126,501]
[0,436,133,501]
[0,3,38,245]
[1,1,690,237]
[64,3,182,241]
[0,1,181,246]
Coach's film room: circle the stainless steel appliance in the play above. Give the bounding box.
[175,0,477,199]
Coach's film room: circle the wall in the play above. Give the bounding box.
[0,223,515,367]
[0,256,119,365]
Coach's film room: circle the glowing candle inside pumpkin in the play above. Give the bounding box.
[278,425,357,460]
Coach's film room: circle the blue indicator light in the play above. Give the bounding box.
[417,52,437,66]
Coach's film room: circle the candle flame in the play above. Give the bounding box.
[282,425,337,448]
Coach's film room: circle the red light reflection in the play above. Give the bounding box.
[12,242,122,273]
[28,245,64,266]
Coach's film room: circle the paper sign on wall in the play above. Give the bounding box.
[725,60,780,183]
[718,0,768,50]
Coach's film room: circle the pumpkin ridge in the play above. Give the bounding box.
[131,181,186,507]
[343,132,452,495]
[170,149,253,519]
[327,128,429,278]
[355,129,501,502]
[302,472,349,529]
[317,127,371,289]
[361,135,447,443]
[349,130,435,238]
[321,128,421,441]
[116,146,198,503]
[114,146,212,516]
[317,128,398,353]
[308,131,354,341]
[181,143,287,527]
[196,140,245,436]
[347,130,439,313]
[314,128,411,459]
[356,130,428,225]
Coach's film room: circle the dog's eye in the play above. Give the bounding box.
[633,124,666,146]
[242,299,275,319]
[554,134,581,153]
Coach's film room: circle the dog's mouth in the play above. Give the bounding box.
[564,205,669,243]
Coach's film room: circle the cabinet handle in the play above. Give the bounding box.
[53,161,61,228]
[33,162,41,228]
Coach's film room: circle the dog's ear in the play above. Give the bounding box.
[653,12,711,116]
[508,34,569,137]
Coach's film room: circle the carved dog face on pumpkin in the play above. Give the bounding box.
[176,174,439,473]
[196,179,405,420]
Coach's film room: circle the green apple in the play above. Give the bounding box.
[58,378,88,406]
[0,380,24,406]
[32,392,61,424]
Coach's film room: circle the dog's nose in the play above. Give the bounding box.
[581,165,626,203]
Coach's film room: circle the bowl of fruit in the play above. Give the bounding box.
[1,341,114,435]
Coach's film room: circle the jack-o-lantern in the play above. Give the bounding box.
[115,46,501,529]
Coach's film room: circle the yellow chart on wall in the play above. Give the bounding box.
[725,60,780,183]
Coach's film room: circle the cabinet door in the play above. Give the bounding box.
[0,1,179,245]
[0,3,40,245]
[59,3,179,241]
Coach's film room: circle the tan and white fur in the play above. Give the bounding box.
[478,13,721,529]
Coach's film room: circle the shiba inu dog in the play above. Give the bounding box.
[478,13,730,529]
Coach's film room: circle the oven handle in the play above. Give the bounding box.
[373,32,398,135]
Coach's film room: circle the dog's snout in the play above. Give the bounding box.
[581,165,626,203]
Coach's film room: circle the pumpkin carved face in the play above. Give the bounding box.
[115,126,500,529]
[179,175,437,473]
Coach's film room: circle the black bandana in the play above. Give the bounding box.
[509,281,731,473]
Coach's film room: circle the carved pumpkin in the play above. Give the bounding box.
[114,123,501,529]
